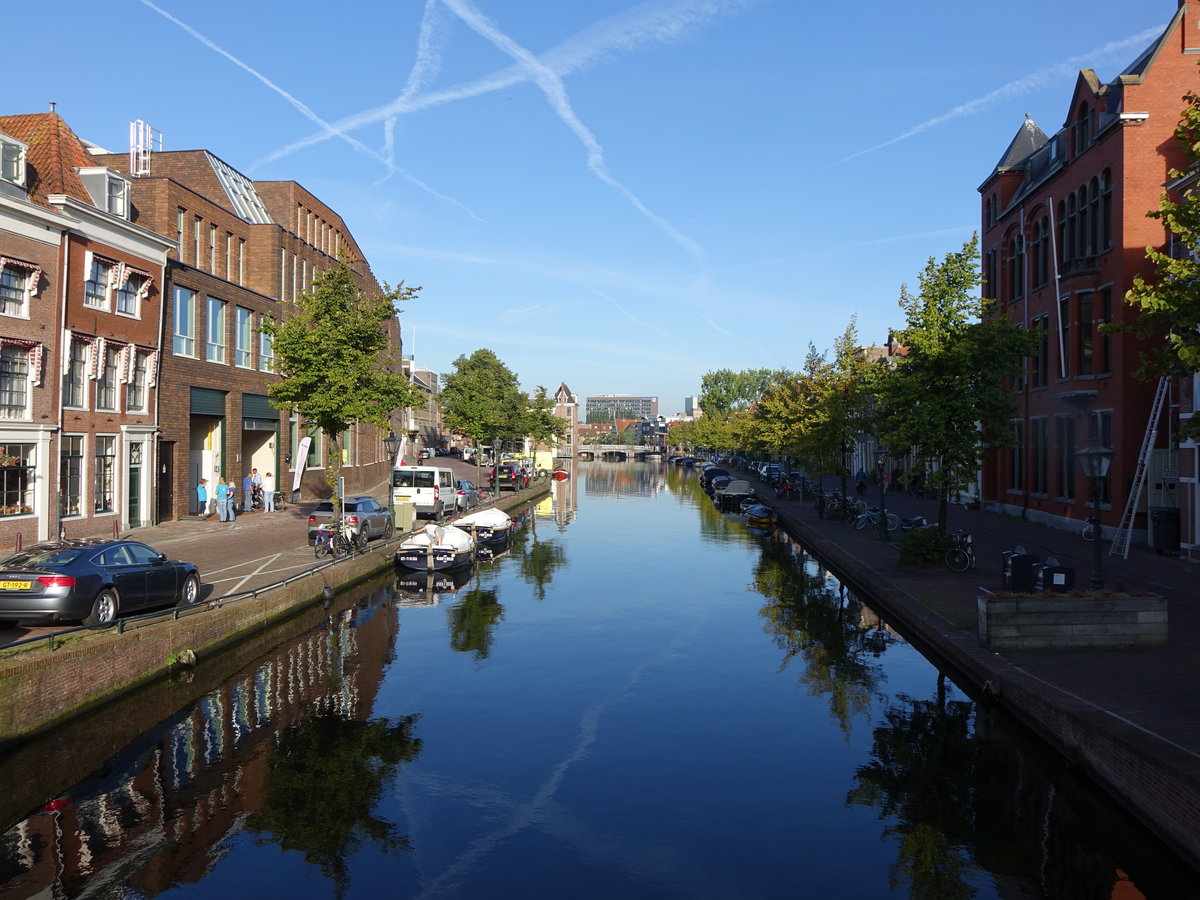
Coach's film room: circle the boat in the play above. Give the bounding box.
[395,524,476,571]
[714,479,756,511]
[456,507,513,559]
[551,469,570,481]
[743,503,779,528]
[394,566,474,606]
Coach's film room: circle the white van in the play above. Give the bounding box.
[391,466,456,519]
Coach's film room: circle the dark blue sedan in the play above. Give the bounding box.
[0,539,200,628]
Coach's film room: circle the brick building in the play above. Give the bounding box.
[979,0,1200,554]
[0,113,172,543]
[87,148,403,517]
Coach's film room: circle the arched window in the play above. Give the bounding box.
[1087,178,1101,256]
[1065,194,1078,260]
[1074,102,1091,155]
[1100,170,1112,249]
[1007,233,1025,301]
[1057,200,1068,263]
[1077,186,1090,257]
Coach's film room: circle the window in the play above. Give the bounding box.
[63,336,88,409]
[59,435,83,518]
[96,344,119,410]
[1031,219,1049,289]
[115,272,145,316]
[1058,297,1071,377]
[1056,415,1076,500]
[194,217,202,265]
[226,232,233,280]
[1100,287,1112,373]
[1,137,26,186]
[984,247,997,299]
[106,176,128,218]
[1032,418,1048,494]
[1077,186,1090,257]
[209,224,217,271]
[1089,410,1113,505]
[0,263,29,316]
[1009,421,1024,491]
[176,208,185,252]
[1078,292,1093,375]
[84,255,111,308]
[94,436,116,513]
[1007,233,1024,302]
[238,239,245,284]
[173,286,196,356]
[0,345,29,419]
[1032,315,1049,388]
[0,443,34,516]
[235,306,252,367]
[127,349,149,412]
[1100,171,1112,250]
[258,316,274,372]
[207,298,227,362]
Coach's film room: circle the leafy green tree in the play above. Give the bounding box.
[261,253,423,502]
[586,409,614,424]
[879,236,1033,532]
[1124,84,1200,438]
[523,385,568,448]
[440,349,530,464]
[699,368,779,420]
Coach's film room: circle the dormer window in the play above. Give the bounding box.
[77,167,132,220]
[0,133,28,196]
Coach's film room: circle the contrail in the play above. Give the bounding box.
[139,0,485,220]
[835,27,1164,165]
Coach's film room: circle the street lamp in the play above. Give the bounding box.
[876,447,889,541]
[382,431,401,467]
[1075,443,1115,590]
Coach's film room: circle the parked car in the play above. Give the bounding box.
[454,480,480,511]
[391,466,457,520]
[489,464,529,492]
[0,539,201,627]
[307,495,394,544]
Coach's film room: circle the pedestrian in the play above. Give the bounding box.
[196,477,208,517]
[263,471,276,512]
[242,471,254,512]
[855,468,867,496]
[215,476,232,522]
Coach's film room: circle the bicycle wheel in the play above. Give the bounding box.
[352,530,368,552]
[854,514,869,530]
[945,548,970,572]
[332,534,351,558]
[314,537,330,559]
[884,512,900,531]
[1081,521,1095,542]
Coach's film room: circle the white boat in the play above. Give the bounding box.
[395,524,476,571]
[456,507,513,560]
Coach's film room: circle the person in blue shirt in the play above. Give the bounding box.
[196,478,208,516]
[215,476,232,522]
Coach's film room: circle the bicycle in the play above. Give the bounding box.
[313,519,364,559]
[944,530,976,572]
[1081,514,1097,542]
[853,506,899,532]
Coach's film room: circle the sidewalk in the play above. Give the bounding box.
[740,469,1200,866]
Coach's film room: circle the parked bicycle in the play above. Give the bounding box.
[944,530,976,572]
[1081,514,1098,542]
[853,506,899,532]
[313,519,365,559]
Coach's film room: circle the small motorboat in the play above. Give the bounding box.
[714,479,755,511]
[743,503,779,528]
[394,566,474,606]
[456,507,512,559]
[395,524,476,571]
[551,469,570,481]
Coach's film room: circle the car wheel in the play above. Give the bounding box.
[383,519,394,540]
[177,574,201,608]
[85,588,119,626]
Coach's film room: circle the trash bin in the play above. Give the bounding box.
[1149,507,1180,556]
[1001,551,1039,593]
[393,499,416,533]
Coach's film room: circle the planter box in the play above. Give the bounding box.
[978,591,1168,649]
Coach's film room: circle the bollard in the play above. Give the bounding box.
[14,532,21,553]
[112,519,119,539]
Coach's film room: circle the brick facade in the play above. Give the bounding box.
[979,0,1200,554]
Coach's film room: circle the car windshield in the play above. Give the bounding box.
[393,471,435,488]
[3,547,84,567]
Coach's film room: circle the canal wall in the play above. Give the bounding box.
[782,515,1200,873]
[0,490,544,753]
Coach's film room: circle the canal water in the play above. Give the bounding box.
[0,461,1195,898]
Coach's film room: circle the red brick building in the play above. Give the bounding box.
[979,0,1200,554]
[0,113,172,543]
[87,149,403,519]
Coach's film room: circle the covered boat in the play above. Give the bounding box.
[714,479,756,511]
[456,507,513,559]
[395,524,476,571]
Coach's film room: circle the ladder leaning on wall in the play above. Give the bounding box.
[1110,376,1170,559]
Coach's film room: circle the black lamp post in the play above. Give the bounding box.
[1075,443,1114,590]
[382,431,401,466]
[876,448,889,541]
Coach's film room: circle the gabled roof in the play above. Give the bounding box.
[990,114,1050,176]
[0,112,94,207]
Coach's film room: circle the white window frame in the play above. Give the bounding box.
[0,258,39,317]
[0,344,31,420]
[1,135,27,186]
[83,253,111,310]
[206,297,227,363]
[258,315,274,372]
[173,286,196,357]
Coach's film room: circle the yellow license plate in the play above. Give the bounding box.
[0,580,31,590]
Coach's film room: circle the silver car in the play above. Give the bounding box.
[307,495,394,544]
[454,480,480,511]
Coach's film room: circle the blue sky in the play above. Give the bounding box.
[16,1,1172,413]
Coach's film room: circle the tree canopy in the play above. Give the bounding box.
[440,350,565,453]
[261,253,423,494]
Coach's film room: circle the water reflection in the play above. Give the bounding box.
[0,584,419,899]
[446,587,505,660]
